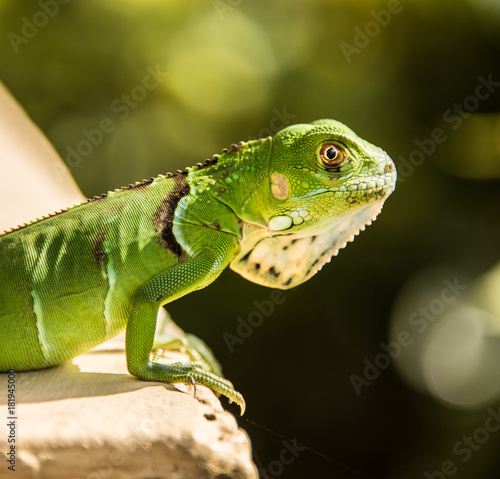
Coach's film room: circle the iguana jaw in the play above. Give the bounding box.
[230,194,391,289]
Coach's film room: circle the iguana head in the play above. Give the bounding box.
[230,119,397,289]
[264,119,396,234]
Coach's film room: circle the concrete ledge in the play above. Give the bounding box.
[0,336,257,479]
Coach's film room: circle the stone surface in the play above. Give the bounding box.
[0,334,257,479]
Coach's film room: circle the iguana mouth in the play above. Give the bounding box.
[300,170,395,201]
[326,169,396,197]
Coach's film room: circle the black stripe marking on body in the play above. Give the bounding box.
[92,231,108,266]
[154,173,190,257]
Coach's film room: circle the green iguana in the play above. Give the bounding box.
[0,119,396,413]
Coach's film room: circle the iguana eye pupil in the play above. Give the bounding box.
[319,143,344,167]
[325,147,337,159]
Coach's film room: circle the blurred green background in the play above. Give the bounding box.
[2,0,500,477]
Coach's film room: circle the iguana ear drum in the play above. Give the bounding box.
[270,173,290,200]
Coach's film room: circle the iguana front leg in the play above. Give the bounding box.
[125,228,245,413]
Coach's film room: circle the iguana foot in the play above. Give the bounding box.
[153,333,223,377]
[146,360,245,414]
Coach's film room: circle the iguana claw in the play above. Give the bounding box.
[163,361,245,414]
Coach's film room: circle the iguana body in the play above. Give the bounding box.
[0,120,396,412]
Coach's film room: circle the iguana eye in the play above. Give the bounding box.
[319,144,345,168]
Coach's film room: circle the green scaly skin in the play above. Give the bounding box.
[0,120,396,414]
